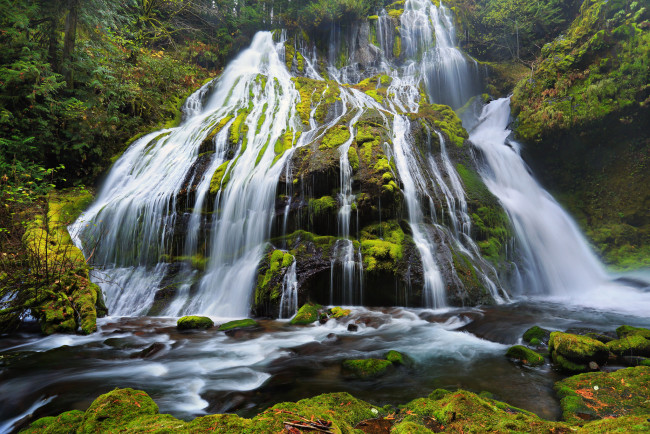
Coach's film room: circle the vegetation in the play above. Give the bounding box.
[24,369,650,432]
[177,315,214,330]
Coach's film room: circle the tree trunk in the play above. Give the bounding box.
[62,0,79,88]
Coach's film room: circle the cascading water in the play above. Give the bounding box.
[72,32,302,317]
[469,98,650,314]
[401,0,482,109]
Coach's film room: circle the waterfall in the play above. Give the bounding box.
[469,98,608,295]
[72,32,302,317]
[401,0,482,109]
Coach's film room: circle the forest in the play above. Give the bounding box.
[0,0,649,432]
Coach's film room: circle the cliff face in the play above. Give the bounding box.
[511,0,650,269]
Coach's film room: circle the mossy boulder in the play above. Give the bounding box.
[617,325,650,339]
[79,388,160,432]
[506,345,545,366]
[523,325,551,345]
[385,350,410,366]
[217,319,258,331]
[549,332,609,372]
[555,366,650,424]
[21,410,85,433]
[607,335,650,358]
[177,316,214,330]
[342,358,393,379]
[290,302,322,325]
[329,306,351,318]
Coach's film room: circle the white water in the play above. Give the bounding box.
[470,98,650,315]
[72,32,302,317]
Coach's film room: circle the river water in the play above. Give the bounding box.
[2,294,650,432]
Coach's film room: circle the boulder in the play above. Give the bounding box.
[342,359,392,379]
[522,326,551,345]
[177,316,214,330]
[218,319,259,331]
[616,325,650,339]
[506,345,545,366]
[290,303,321,325]
[548,332,609,373]
[607,335,650,358]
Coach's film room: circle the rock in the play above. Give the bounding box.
[342,359,392,379]
[607,335,650,358]
[584,332,616,344]
[385,350,409,366]
[217,318,259,331]
[329,306,351,318]
[588,361,599,371]
[505,345,545,366]
[176,316,214,330]
[347,323,359,332]
[616,325,650,339]
[79,388,160,432]
[290,303,321,325]
[522,326,551,345]
[548,332,609,373]
[130,342,166,359]
[555,366,650,424]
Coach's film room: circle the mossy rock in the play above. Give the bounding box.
[385,350,410,366]
[329,306,351,318]
[549,332,609,372]
[218,319,259,331]
[617,325,650,339]
[177,316,214,330]
[607,335,650,357]
[506,345,545,366]
[22,410,85,433]
[523,326,551,345]
[79,388,159,432]
[342,358,392,379]
[290,303,322,325]
[555,366,650,424]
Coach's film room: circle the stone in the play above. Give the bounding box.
[548,332,609,373]
[177,316,214,330]
[347,323,359,332]
[506,345,545,366]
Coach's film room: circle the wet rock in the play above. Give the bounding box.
[522,326,551,345]
[130,342,166,359]
[386,350,412,367]
[342,358,392,379]
[176,316,214,330]
[218,319,258,331]
[616,325,650,339]
[555,366,650,424]
[607,335,650,358]
[347,323,359,332]
[548,332,609,373]
[290,303,321,325]
[505,345,545,366]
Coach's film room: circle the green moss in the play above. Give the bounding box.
[607,335,650,357]
[523,325,551,344]
[330,306,351,318]
[617,325,650,339]
[255,249,294,308]
[320,125,351,149]
[386,350,406,365]
[177,316,214,330]
[549,332,609,372]
[79,388,159,432]
[413,103,468,148]
[218,319,259,331]
[209,160,231,195]
[506,345,545,366]
[555,366,650,424]
[292,77,340,126]
[22,410,85,433]
[348,146,359,171]
[309,195,337,217]
[360,221,405,273]
[393,34,402,58]
[342,358,392,379]
[290,302,321,325]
